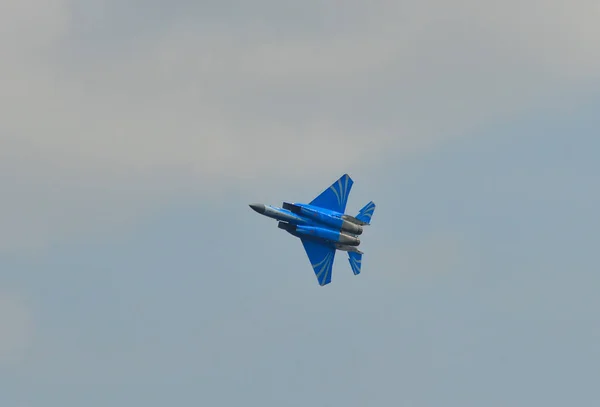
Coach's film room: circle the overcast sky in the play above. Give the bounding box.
[2,1,599,406]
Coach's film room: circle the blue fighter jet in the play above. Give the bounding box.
[249,174,375,286]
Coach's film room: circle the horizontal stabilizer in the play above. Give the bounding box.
[348,251,362,275]
[355,201,376,225]
[309,174,354,214]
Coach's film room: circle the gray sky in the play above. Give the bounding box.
[2,1,600,406]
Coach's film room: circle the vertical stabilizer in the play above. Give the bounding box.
[355,201,375,225]
[348,251,362,275]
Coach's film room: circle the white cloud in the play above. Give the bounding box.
[1,0,599,251]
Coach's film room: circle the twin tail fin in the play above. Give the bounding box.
[348,251,362,275]
[355,201,375,225]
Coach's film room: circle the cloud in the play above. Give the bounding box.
[372,232,472,285]
[1,0,599,251]
[0,291,33,365]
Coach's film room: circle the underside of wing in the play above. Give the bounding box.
[309,174,353,214]
[300,238,336,286]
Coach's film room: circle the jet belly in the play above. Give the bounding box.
[278,222,360,246]
[283,202,363,235]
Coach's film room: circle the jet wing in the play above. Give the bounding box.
[309,174,353,214]
[300,238,336,286]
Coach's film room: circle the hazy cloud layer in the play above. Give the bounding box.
[2,0,599,250]
[0,291,33,365]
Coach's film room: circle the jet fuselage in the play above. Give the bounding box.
[249,202,362,249]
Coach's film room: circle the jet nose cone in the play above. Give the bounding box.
[249,203,266,214]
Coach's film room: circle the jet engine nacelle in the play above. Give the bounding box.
[283,203,363,235]
[339,219,363,235]
[294,226,361,246]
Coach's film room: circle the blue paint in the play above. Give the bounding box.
[250,174,375,286]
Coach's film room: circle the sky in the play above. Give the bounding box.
[1,1,599,406]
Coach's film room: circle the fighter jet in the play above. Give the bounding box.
[249,174,375,286]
